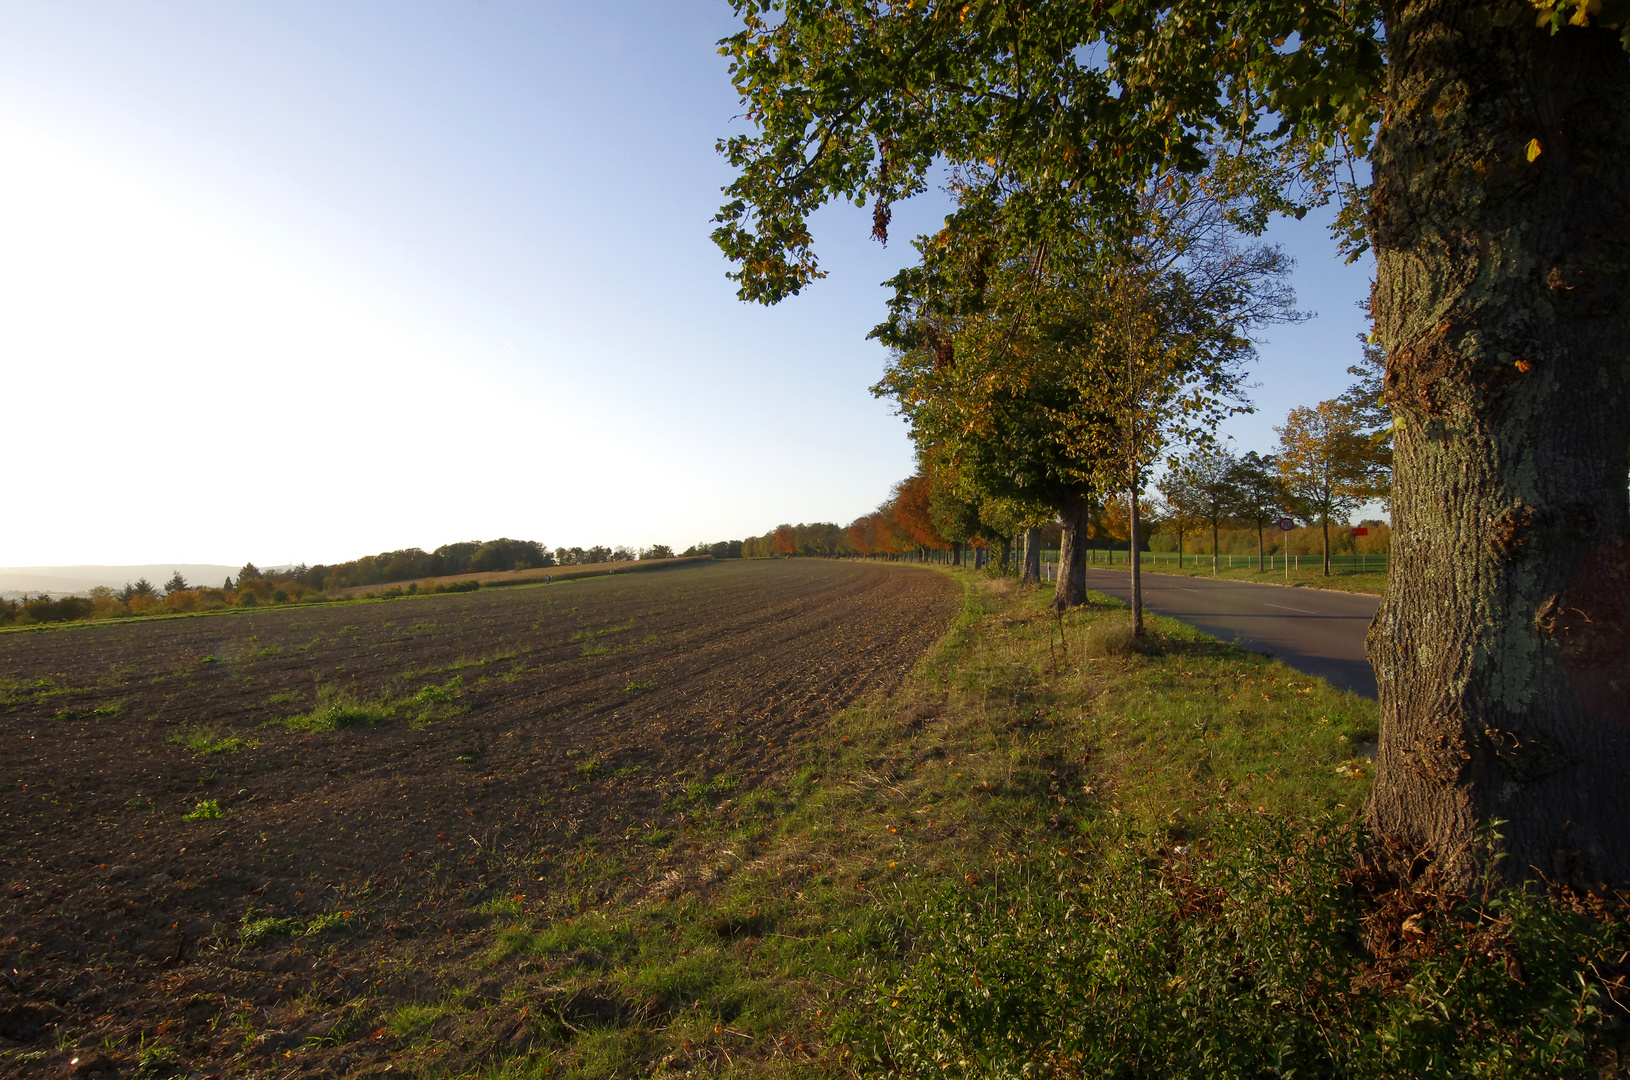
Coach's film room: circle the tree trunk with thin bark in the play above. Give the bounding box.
[1051,494,1091,610]
[1021,527,1042,585]
[1321,518,1331,577]
[1366,0,1630,887]
[1130,485,1145,637]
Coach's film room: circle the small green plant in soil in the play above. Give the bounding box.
[182,799,223,821]
[238,909,354,946]
[280,685,393,731]
[173,726,257,755]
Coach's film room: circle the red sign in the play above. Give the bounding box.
[1353,527,1370,536]
[1277,517,1295,532]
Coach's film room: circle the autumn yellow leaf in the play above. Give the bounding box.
[1526,137,1543,162]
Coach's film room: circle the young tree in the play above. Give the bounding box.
[163,571,188,595]
[716,1,1630,885]
[1276,399,1389,576]
[1171,448,1242,574]
[1156,470,1205,570]
[1232,451,1287,572]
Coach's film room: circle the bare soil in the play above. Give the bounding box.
[330,555,711,598]
[0,559,956,1077]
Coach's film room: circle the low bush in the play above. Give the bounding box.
[17,595,95,624]
[856,817,1619,1079]
[425,579,480,594]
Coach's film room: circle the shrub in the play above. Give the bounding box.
[234,591,259,608]
[21,595,95,624]
[857,817,1617,1080]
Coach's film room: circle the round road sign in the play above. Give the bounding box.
[1277,517,1295,532]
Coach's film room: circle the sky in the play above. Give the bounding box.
[0,2,1375,569]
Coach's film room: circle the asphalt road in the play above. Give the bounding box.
[1080,569,1381,699]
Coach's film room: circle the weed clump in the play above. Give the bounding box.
[239,909,353,946]
[182,799,223,822]
[173,726,256,755]
[1082,615,1165,658]
[281,686,391,731]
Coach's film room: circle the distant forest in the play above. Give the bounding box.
[0,538,679,627]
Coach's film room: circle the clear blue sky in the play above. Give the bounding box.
[0,2,1373,568]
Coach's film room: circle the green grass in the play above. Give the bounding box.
[279,685,394,731]
[274,675,468,732]
[0,675,76,707]
[172,726,258,755]
[238,908,356,946]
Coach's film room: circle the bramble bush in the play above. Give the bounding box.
[852,815,1622,1079]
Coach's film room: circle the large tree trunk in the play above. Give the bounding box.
[1367,1,1630,887]
[1051,494,1090,610]
[1021,527,1042,585]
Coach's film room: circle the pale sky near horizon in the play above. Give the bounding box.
[0,2,1375,569]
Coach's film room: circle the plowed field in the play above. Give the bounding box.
[0,559,956,1077]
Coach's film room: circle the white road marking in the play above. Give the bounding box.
[1264,602,1318,615]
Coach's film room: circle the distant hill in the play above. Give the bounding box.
[0,564,243,597]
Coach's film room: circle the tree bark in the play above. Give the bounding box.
[1212,520,1221,574]
[1021,527,1042,585]
[1257,522,1266,572]
[1051,493,1091,611]
[1130,483,1145,637]
[1367,1,1630,887]
[951,541,964,567]
[1321,517,1331,577]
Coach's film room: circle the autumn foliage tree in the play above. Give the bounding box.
[1276,399,1390,576]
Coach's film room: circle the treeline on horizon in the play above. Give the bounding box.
[0,538,679,628]
[714,453,1391,570]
